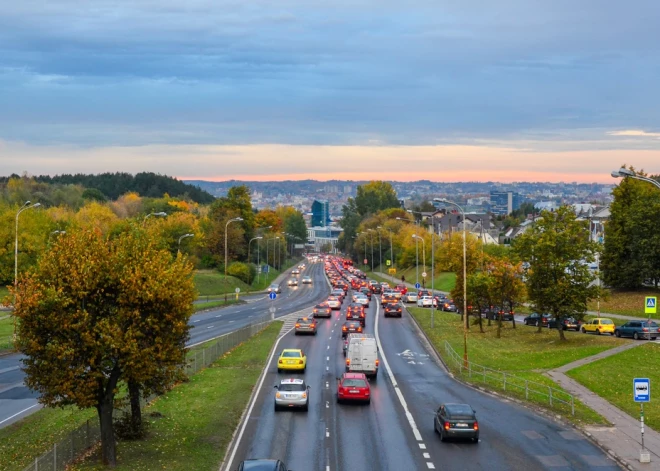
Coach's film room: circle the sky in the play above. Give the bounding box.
[1,0,660,183]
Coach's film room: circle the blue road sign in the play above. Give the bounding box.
[269,292,277,300]
[414,282,421,289]
[634,378,651,402]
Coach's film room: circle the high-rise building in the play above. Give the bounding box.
[490,191,522,215]
[311,200,331,227]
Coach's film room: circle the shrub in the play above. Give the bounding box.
[227,262,256,284]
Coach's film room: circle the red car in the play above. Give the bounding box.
[395,284,408,296]
[337,372,371,404]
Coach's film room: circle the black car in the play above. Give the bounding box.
[341,320,363,337]
[548,316,582,331]
[370,284,382,294]
[523,312,551,326]
[485,307,513,321]
[383,302,403,318]
[236,459,291,471]
[442,302,459,313]
[359,287,372,300]
[346,303,366,326]
[434,403,479,443]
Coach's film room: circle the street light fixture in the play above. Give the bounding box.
[177,233,194,254]
[14,201,40,336]
[399,216,420,285]
[412,234,426,287]
[144,211,167,224]
[376,226,383,273]
[434,197,468,368]
[611,167,660,190]
[224,217,244,280]
[248,236,263,281]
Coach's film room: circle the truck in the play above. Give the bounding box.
[345,333,379,379]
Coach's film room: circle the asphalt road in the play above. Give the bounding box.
[225,282,621,471]
[0,261,330,430]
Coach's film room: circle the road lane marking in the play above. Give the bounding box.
[326,366,329,371]
[326,382,329,388]
[0,404,40,426]
[419,444,426,449]
[207,326,214,329]
[215,315,222,318]
[327,345,330,350]
[326,401,329,409]
[423,453,430,458]
[326,428,330,438]
[0,366,20,375]
[326,356,329,361]
[229,320,235,323]
[193,319,201,323]
[426,464,435,469]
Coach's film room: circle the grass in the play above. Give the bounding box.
[70,321,283,470]
[193,299,244,312]
[588,288,660,319]
[367,265,456,292]
[0,316,14,352]
[0,286,9,303]
[567,343,660,429]
[407,307,627,425]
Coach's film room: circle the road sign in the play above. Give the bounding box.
[386,260,391,266]
[269,292,277,300]
[634,378,651,402]
[364,259,368,265]
[388,268,397,275]
[415,282,421,289]
[235,288,240,293]
[646,297,657,314]
[422,272,427,278]
[269,306,276,313]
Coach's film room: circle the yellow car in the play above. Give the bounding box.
[277,349,307,373]
[581,318,615,335]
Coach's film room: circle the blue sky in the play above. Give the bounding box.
[1,1,659,181]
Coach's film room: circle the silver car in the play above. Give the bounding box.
[302,275,312,284]
[274,379,310,411]
[403,292,418,303]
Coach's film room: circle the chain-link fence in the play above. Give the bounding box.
[20,315,272,471]
[443,341,575,416]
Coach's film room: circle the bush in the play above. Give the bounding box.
[227,262,256,284]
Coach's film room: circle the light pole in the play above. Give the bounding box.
[413,234,426,287]
[177,233,194,254]
[611,167,660,190]
[377,226,383,273]
[224,217,244,280]
[381,227,394,282]
[15,201,41,295]
[49,229,66,240]
[368,229,375,273]
[248,236,263,284]
[434,197,468,368]
[398,216,418,285]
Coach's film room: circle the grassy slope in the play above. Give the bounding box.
[0,316,13,350]
[567,343,660,429]
[588,288,660,319]
[407,307,625,424]
[71,321,283,470]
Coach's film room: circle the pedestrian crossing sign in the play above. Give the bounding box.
[646,297,657,314]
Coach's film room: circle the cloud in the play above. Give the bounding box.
[608,130,660,138]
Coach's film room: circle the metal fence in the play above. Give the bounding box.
[443,341,575,416]
[20,315,273,471]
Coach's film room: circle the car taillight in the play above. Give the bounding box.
[444,421,450,431]
[360,313,365,317]
[346,359,350,365]
[473,421,479,430]
[278,359,283,364]
[357,327,362,332]
[643,328,648,332]
[375,359,379,366]
[295,324,300,328]
[299,360,304,364]
[342,326,347,331]
[302,392,307,399]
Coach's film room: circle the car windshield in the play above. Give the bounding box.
[278,383,306,392]
[343,379,367,388]
[269,285,278,289]
[346,322,360,328]
[281,351,301,358]
[297,318,312,324]
[446,404,474,418]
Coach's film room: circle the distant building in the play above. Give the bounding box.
[307,226,343,253]
[311,200,331,227]
[490,191,522,215]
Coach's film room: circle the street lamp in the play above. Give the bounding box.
[412,234,426,287]
[377,226,383,273]
[406,209,422,225]
[144,211,167,224]
[398,216,419,284]
[224,217,244,280]
[367,229,375,273]
[15,201,41,294]
[611,167,660,190]
[380,227,395,282]
[434,197,468,368]
[248,236,263,282]
[177,233,194,254]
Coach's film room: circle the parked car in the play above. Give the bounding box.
[417,296,434,308]
[294,317,317,335]
[548,316,582,331]
[337,372,371,404]
[615,321,659,340]
[523,312,551,327]
[582,318,615,335]
[434,403,479,443]
[442,302,459,313]
[383,302,403,317]
[274,378,310,411]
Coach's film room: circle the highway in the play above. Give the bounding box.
[0,260,330,430]
[224,275,621,470]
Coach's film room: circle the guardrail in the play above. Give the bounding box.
[443,340,575,416]
[21,315,273,471]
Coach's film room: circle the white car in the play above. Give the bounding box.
[287,278,298,287]
[355,295,369,307]
[327,296,342,310]
[417,296,433,308]
[292,269,301,275]
[302,276,312,284]
[403,292,418,303]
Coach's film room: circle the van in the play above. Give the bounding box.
[345,333,379,379]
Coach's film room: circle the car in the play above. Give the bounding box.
[346,303,366,325]
[359,287,372,300]
[395,284,408,296]
[274,378,310,411]
[287,278,298,287]
[442,302,459,313]
[277,349,307,373]
[383,302,403,317]
[291,269,300,275]
[336,372,371,404]
[341,320,363,337]
[523,312,551,327]
[380,282,390,290]
[434,403,479,443]
[354,295,370,307]
[312,303,332,318]
[301,275,312,284]
[582,318,616,335]
[236,459,291,471]
[403,292,418,303]
[370,283,382,294]
[418,289,432,298]
[331,288,346,301]
[382,293,397,304]
[345,333,379,378]
[295,317,317,335]
[548,316,582,331]
[615,320,659,339]
[298,263,305,269]
[327,296,342,310]
[267,283,281,294]
[417,296,434,308]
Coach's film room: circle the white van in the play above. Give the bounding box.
[345,333,379,379]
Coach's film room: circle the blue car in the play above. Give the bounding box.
[614,321,659,340]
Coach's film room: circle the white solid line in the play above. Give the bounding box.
[426,463,435,469]
[0,366,19,375]
[423,453,430,459]
[0,404,40,426]
[375,298,423,442]
[223,325,296,471]
[215,315,222,318]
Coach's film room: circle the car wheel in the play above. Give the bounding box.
[303,402,309,412]
[581,327,586,333]
[337,397,342,404]
[274,403,280,412]
[473,435,479,443]
[634,332,639,340]
[365,398,371,405]
[597,329,601,335]
[303,366,306,373]
[277,368,281,373]
[615,330,621,337]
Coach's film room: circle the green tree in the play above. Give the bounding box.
[355,181,400,217]
[466,271,494,333]
[13,229,194,465]
[514,206,600,340]
[487,257,526,337]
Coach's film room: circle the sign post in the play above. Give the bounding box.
[645,297,657,319]
[269,291,277,320]
[235,287,240,301]
[634,378,651,463]
[415,282,421,290]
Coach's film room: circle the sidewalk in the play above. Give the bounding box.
[547,344,660,470]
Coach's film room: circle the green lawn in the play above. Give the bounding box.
[0,316,14,351]
[567,343,660,429]
[0,286,9,303]
[193,299,244,312]
[71,321,283,470]
[588,288,660,319]
[407,307,625,425]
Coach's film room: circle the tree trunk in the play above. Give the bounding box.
[128,380,142,432]
[98,367,120,467]
[496,315,502,338]
[478,310,484,333]
[558,325,567,341]
[537,321,543,334]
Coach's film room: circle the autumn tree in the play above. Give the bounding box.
[13,229,195,466]
[466,271,494,333]
[487,257,526,337]
[514,206,600,340]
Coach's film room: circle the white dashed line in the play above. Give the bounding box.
[229,320,235,323]
[193,319,200,323]
[325,382,329,388]
[423,453,430,459]
[326,356,330,361]
[326,401,329,409]
[215,315,222,318]
[327,345,330,350]
[326,366,329,371]
[426,463,435,469]
[326,428,330,438]
[419,443,426,450]
[207,326,214,329]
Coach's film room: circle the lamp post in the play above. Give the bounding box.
[15,201,41,294]
[398,216,419,284]
[377,226,383,274]
[413,234,426,287]
[248,236,262,269]
[434,197,468,368]
[611,167,660,190]
[380,227,394,282]
[368,229,375,273]
[177,233,194,254]
[224,217,244,280]
[143,211,167,224]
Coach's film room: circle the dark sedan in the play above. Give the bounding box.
[341,321,363,337]
[615,321,659,340]
[434,403,479,443]
[237,459,291,471]
[548,316,582,331]
[523,312,552,327]
[442,302,459,313]
[383,302,403,318]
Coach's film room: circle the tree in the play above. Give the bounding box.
[13,229,194,465]
[466,271,494,333]
[514,206,600,340]
[355,181,400,217]
[487,257,526,337]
